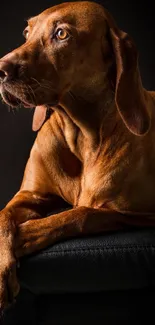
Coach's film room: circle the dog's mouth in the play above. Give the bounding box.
[0,84,59,131]
[0,84,59,108]
[0,87,35,108]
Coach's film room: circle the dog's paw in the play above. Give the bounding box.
[0,247,20,311]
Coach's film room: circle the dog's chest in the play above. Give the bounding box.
[77,164,120,208]
[77,157,155,212]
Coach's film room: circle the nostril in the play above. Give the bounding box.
[0,60,15,82]
[0,59,21,82]
[0,69,8,81]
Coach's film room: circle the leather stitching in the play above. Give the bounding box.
[38,246,155,256]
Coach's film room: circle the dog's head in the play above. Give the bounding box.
[0,1,150,134]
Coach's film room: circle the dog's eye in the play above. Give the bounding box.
[55,28,69,40]
[23,29,29,40]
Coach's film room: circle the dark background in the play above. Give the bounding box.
[0,0,154,209]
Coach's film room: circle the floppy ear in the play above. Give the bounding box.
[109,27,150,135]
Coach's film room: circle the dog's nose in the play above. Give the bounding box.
[0,60,15,82]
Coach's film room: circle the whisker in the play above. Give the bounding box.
[26,84,36,103]
[31,77,42,88]
[31,77,56,92]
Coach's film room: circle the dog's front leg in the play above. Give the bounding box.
[15,206,155,258]
[0,124,72,310]
[0,190,60,310]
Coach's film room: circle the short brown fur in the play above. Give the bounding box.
[0,1,155,309]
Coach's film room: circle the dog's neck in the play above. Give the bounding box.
[48,81,133,166]
[49,86,130,166]
[60,86,112,124]
[58,86,122,141]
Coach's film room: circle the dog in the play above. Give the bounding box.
[0,0,155,309]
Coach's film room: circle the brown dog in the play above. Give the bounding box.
[0,0,155,309]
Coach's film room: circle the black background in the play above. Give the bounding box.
[0,0,154,209]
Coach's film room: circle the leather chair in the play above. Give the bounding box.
[2,208,155,324]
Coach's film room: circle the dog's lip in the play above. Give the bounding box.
[0,83,60,112]
[0,88,35,108]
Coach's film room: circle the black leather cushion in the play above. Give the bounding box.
[18,228,155,295]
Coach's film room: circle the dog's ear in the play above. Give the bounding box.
[109,27,150,135]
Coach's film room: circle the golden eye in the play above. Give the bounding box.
[56,28,69,40]
[23,29,29,39]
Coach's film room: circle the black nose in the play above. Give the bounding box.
[0,60,16,82]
